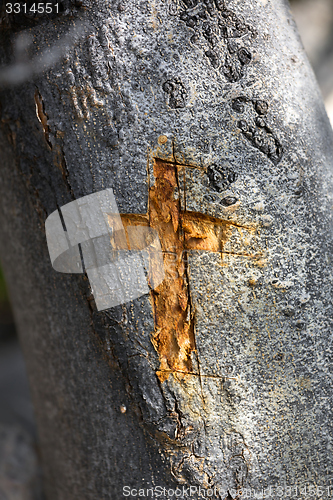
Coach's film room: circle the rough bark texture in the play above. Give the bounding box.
[0,0,333,498]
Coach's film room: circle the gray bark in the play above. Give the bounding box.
[0,0,333,498]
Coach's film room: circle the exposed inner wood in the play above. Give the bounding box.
[119,158,233,382]
[34,90,52,149]
[148,160,195,382]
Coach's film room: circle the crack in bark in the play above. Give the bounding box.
[34,88,52,150]
[56,147,76,199]
[155,369,234,380]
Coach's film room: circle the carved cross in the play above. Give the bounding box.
[119,157,240,382]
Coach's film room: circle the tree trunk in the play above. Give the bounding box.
[0,0,333,498]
